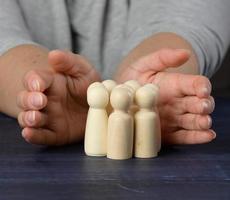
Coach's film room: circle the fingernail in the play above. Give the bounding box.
[27,111,36,125]
[210,130,216,139]
[31,94,43,107]
[31,79,40,91]
[202,101,209,111]
[207,116,212,128]
[22,129,26,138]
[202,87,210,96]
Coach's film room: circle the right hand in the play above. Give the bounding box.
[116,49,215,145]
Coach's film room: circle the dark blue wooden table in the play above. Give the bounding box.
[0,98,229,200]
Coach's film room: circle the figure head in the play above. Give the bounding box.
[135,86,157,109]
[114,84,134,101]
[124,80,141,91]
[143,83,159,104]
[102,80,117,94]
[87,83,109,108]
[110,87,132,111]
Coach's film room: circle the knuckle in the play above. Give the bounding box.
[16,91,26,108]
[178,115,185,128]
[183,98,190,112]
[24,70,38,85]
[193,115,199,129]
[24,70,45,91]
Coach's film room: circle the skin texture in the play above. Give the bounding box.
[0,33,215,146]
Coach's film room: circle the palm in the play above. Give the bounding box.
[41,72,89,145]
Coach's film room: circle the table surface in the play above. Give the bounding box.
[0,98,229,200]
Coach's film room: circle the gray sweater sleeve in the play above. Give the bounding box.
[124,0,230,77]
[0,0,37,55]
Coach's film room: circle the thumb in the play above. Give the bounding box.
[48,50,93,77]
[131,48,190,72]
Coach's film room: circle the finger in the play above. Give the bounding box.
[176,114,212,130]
[176,74,211,98]
[180,96,215,114]
[23,69,54,92]
[155,72,212,98]
[163,129,216,145]
[22,127,58,146]
[49,50,93,77]
[131,48,190,72]
[18,110,47,128]
[17,91,47,111]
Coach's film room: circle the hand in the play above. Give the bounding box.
[17,50,100,145]
[116,48,215,145]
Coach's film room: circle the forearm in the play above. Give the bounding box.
[0,44,50,117]
[115,32,199,79]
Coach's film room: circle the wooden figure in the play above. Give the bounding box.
[84,82,109,156]
[143,83,161,152]
[107,87,134,160]
[134,86,159,158]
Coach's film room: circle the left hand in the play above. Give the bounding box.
[17,50,101,145]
